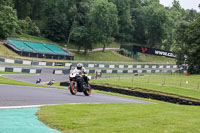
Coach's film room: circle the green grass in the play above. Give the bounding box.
[0,71,34,75]
[37,103,200,133]
[0,44,19,57]
[74,50,175,63]
[4,34,175,63]
[88,73,135,76]
[1,43,175,63]
[68,41,121,49]
[0,76,39,87]
[74,50,134,61]
[137,53,175,63]
[90,74,200,99]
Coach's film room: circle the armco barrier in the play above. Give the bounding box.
[0,57,72,67]
[60,82,200,106]
[53,68,178,75]
[0,66,41,74]
[0,57,178,69]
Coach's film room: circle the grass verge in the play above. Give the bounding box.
[3,34,175,63]
[0,76,39,87]
[0,72,34,75]
[74,50,175,63]
[37,103,200,133]
[90,74,200,99]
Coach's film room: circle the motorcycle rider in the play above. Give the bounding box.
[72,63,89,86]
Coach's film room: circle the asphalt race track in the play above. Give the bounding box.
[2,67,69,84]
[0,84,150,107]
[3,73,68,84]
[0,69,151,107]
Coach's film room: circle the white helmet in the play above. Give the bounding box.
[77,63,83,70]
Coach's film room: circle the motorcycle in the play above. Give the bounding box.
[69,70,92,96]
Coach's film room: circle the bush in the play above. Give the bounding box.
[118,48,130,57]
[0,6,18,39]
[18,17,40,36]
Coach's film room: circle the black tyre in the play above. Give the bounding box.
[83,85,92,96]
[69,82,77,95]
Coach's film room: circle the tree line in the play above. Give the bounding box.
[0,0,199,73]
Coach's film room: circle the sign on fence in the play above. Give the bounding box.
[120,45,176,58]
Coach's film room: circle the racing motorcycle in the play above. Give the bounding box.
[69,70,92,96]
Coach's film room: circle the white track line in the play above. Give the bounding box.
[0,103,100,109]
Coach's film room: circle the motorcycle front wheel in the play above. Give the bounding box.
[69,82,77,95]
[83,85,92,96]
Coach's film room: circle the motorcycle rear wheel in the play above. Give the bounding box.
[69,82,77,95]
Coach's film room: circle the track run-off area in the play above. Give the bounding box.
[0,72,151,133]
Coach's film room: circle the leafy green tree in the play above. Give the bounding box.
[184,14,200,74]
[133,0,169,48]
[70,0,93,54]
[0,5,18,39]
[184,9,197,22]
[41,0,77,42]
[14,0,31,19]
[131,5,146,45]
[44,11,68,42]
[0,0,13,7]
[109,0,134,42]
[172,22,188,66]
[88,0,118,52]
[71,25,91,54]
[18,17,40,36]
[66,0,90,46]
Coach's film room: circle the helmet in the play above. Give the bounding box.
[77,63,83,70]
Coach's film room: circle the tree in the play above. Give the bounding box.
[71,25,91,54]
[173,22,188,67]
[14,0,31,19]
[88,0,118,52]
[0,0,13,7]
[70,0,93,54]
[18,17,40,36]
[184,9,197,22]
[44,11,69,42]
[133,0,169,48]
[184,14,200,74]
[109,0,134,42]
[0,5,18,39]
[66,0,90,46]
[41,0,77,42]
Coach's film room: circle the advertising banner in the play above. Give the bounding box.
[120,45,176,58]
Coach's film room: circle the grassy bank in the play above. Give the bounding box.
[90,74,200,99]
[74,50,175,63]
[0,72,34,75]
[37,103,200,133]
[0,73,48,87]
[5,34,175,63]
[0,76,39,87]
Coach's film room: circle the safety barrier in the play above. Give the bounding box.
[0,66,41,74]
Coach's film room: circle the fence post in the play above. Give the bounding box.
[179,79,182,87]
[162,77,166,86]
[147,74,151,83]
[132,75,134,82]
